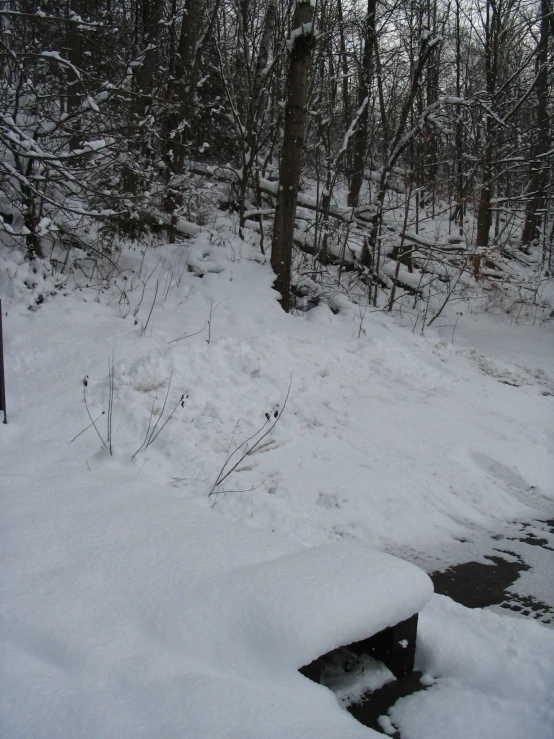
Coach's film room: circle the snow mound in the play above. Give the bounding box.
[1,465,431,739]
[2,235,554,738]
[210,543,433,672]
[389,595,554,739]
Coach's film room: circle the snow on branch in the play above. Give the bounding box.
[40,51,82,80]
[286,22,315,52]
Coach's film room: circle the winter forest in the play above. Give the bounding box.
[1,0,553,316]
[1,0,554,738]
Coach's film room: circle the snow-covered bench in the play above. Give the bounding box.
[221,541,432,682]
[299,613,421,684]
[286,545,433,683]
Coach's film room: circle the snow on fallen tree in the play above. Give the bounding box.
[189,162,550,321]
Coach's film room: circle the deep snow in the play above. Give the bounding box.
[1,233,554,737]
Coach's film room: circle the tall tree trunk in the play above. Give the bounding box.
[67,0,85,151]
[521,0,550,248]
[425,0,439,215]
[347,0,376,208]
[453,0,465,232]
[475,0,500,249]
[475,131,494,248]
[162,0,202,238]
[170,0,203,172]
[238,0,277,237]
[123,0,166,194]
[337,0,352,178]
[374,37,389,155]
[361,31,436,267]
[271,0,316,312]
[163,0,219,240]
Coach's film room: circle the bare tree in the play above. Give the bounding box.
[123,0,167,195]
[360,30,440,273]
[271,0,316,312]
[521,0,551,248]
[347,0,377,208]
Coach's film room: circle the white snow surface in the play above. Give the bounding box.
[392,596,554,738]
[1,233,554,737]
[1,465,428,739]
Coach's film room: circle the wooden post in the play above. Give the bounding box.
[0,299,6,423]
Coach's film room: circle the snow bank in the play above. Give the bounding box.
[1,231,554,738]
[389,595,554,739]
[2,464,429,738]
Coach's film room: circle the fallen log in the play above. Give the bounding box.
[190,163,376,230]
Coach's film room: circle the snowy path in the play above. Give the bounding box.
[431,517,554,625]
[430,313,554,623]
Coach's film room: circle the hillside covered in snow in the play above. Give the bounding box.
[2,0,554,732]
[1,231,554,738]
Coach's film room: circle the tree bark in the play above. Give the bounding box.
[238,0,277,237]
[270,0,316,312]
[475,134,494,248]
[347,0,376,208]
[171,0,203,172]
[337,0,352,176]
[67,0,85,151]
[521,0,550,247]
[162,0,202,238]
[123,0,166,194]
[475,0,500,249]
[361,32,436,267]
[163,0,219,240]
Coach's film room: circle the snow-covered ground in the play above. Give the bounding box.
[1,233,554,737]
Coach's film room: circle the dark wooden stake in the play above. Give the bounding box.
[0,299,6,423]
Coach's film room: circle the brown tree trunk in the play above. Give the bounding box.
[475,0,500,249]
[270,0,316,312]
[425,0,440,216]
[238,0,277,237]
[347,0,376,208]
[453,0,465,233]
[123,0,166,194]
[171,0,203,172]
[374,37,389,155]
[521,0,550,248]
[475,136,494,248]
[67,0,85,151]
[337,0,351,177]
[361,32,436,266]
[163,0,219,240]
[162,0,202,239]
